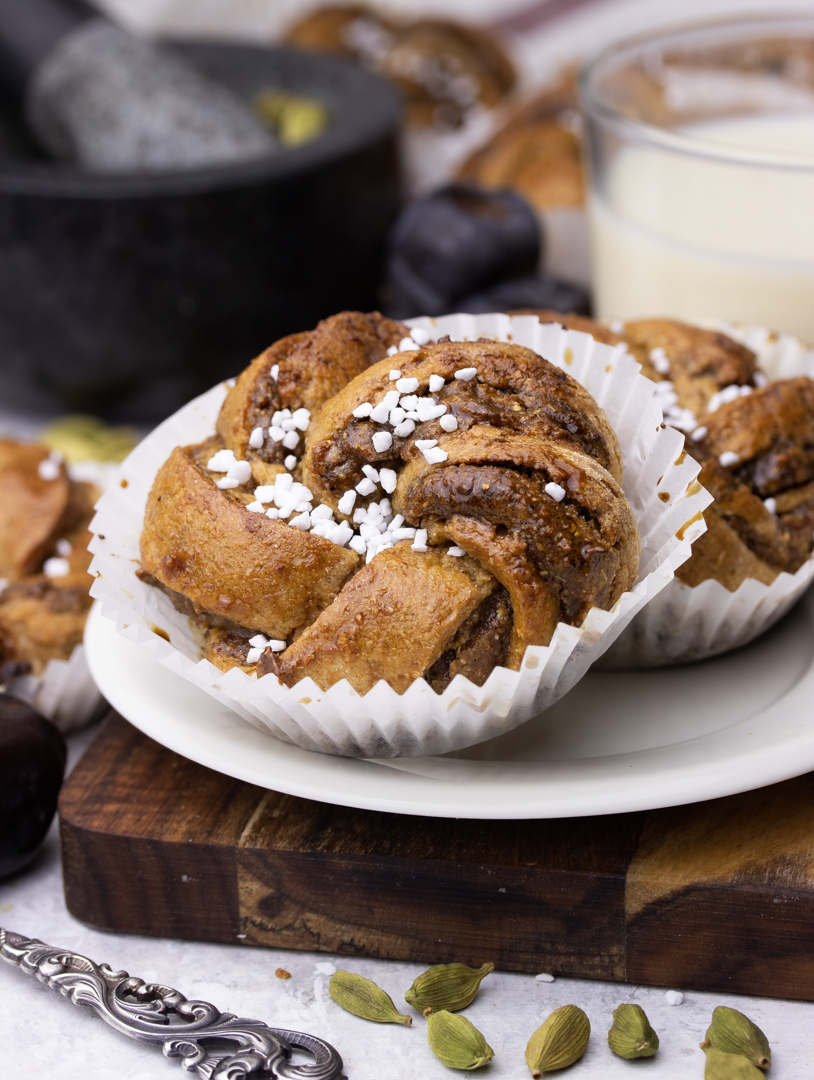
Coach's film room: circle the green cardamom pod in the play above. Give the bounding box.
[405,962,494,1015]
[426,1009,494,1070]
[525,1004,590,1078]
[328,970,412,1025]
[703,1043,765,1079]
[705,1006,771,1070]
[607,1002,659,1059]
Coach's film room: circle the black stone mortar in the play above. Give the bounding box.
[0,44,402,421]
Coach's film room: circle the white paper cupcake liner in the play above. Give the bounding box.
[1,457,111,733]
[88,314,710,757]
[598,562,814,669]
[5,643,104,734]
[703,319,814,381]
[601,322,814,669]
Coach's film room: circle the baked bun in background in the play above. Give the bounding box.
[684,378,814,591]
[526,311,814,666]
[0,441,96,684]
[528,312,814,596]
[458,70,583,211]
[285,5,516,129]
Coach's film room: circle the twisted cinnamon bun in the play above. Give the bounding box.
[140,313,640,694]
[528,312,814,592]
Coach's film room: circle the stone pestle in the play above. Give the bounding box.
[0,0,277,172]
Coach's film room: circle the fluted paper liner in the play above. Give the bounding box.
[88,314,710,757]
[3,457,113,733]
[602,321,814,669]
[5,642,103,734]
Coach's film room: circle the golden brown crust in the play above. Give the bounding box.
[0,575,92,676]
[139,444,360,639]
[284,8,515,127]
[216,311,408,465]
[457,70,583,209]
[303,338,623,504]
[205,625,255,675]
[425,584,512,692]
[622,318,758,416]
[0,441,71,581]
[142,320,639,692]
[386,19,515,125]
[260,542,496,694]
[523,313,759,406]
[676,446,794,588]
[675,503,778,590]
[523,312,814,592]
[302,339,637,670]
[701,377,814,492]
[284,4,376,53]
[685,380,814,587]
[459,122,583,209]
[0,443,97,676]
[400,435,638,667]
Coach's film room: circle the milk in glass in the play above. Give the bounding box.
[591,114,814,340]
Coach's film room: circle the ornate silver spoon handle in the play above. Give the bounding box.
[0,928,346,1079]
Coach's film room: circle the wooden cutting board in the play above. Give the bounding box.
[60,711,814,1001]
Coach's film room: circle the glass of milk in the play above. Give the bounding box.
[582,15,814,340]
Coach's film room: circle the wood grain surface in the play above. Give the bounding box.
[60,712,814,1000]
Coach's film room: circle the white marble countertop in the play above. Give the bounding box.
[1,728,812,1079]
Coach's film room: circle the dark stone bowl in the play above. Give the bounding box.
[0,44,402,421]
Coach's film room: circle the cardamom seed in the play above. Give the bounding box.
[525,1004,590,1078]
[703,1043,765,1079]
[405,962,494,1015]
[607,1003,659,1059]
[426,1009,494,1070]
[328,970,412,1025]
[705,1006,771,1070]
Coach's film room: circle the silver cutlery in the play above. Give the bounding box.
[0,927,346,1078]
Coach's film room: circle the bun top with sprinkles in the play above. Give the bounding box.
[139,311,639,695]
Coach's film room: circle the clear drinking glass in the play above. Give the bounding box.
[581,15,814,339]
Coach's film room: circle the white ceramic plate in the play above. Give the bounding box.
[85,593,814,819]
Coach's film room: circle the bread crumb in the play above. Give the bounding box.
[275,968,291,980]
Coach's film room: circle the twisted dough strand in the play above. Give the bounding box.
[397,430,637,667]
[283,338,640,686]
[304,338,623,508]
[141,323,639,694]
